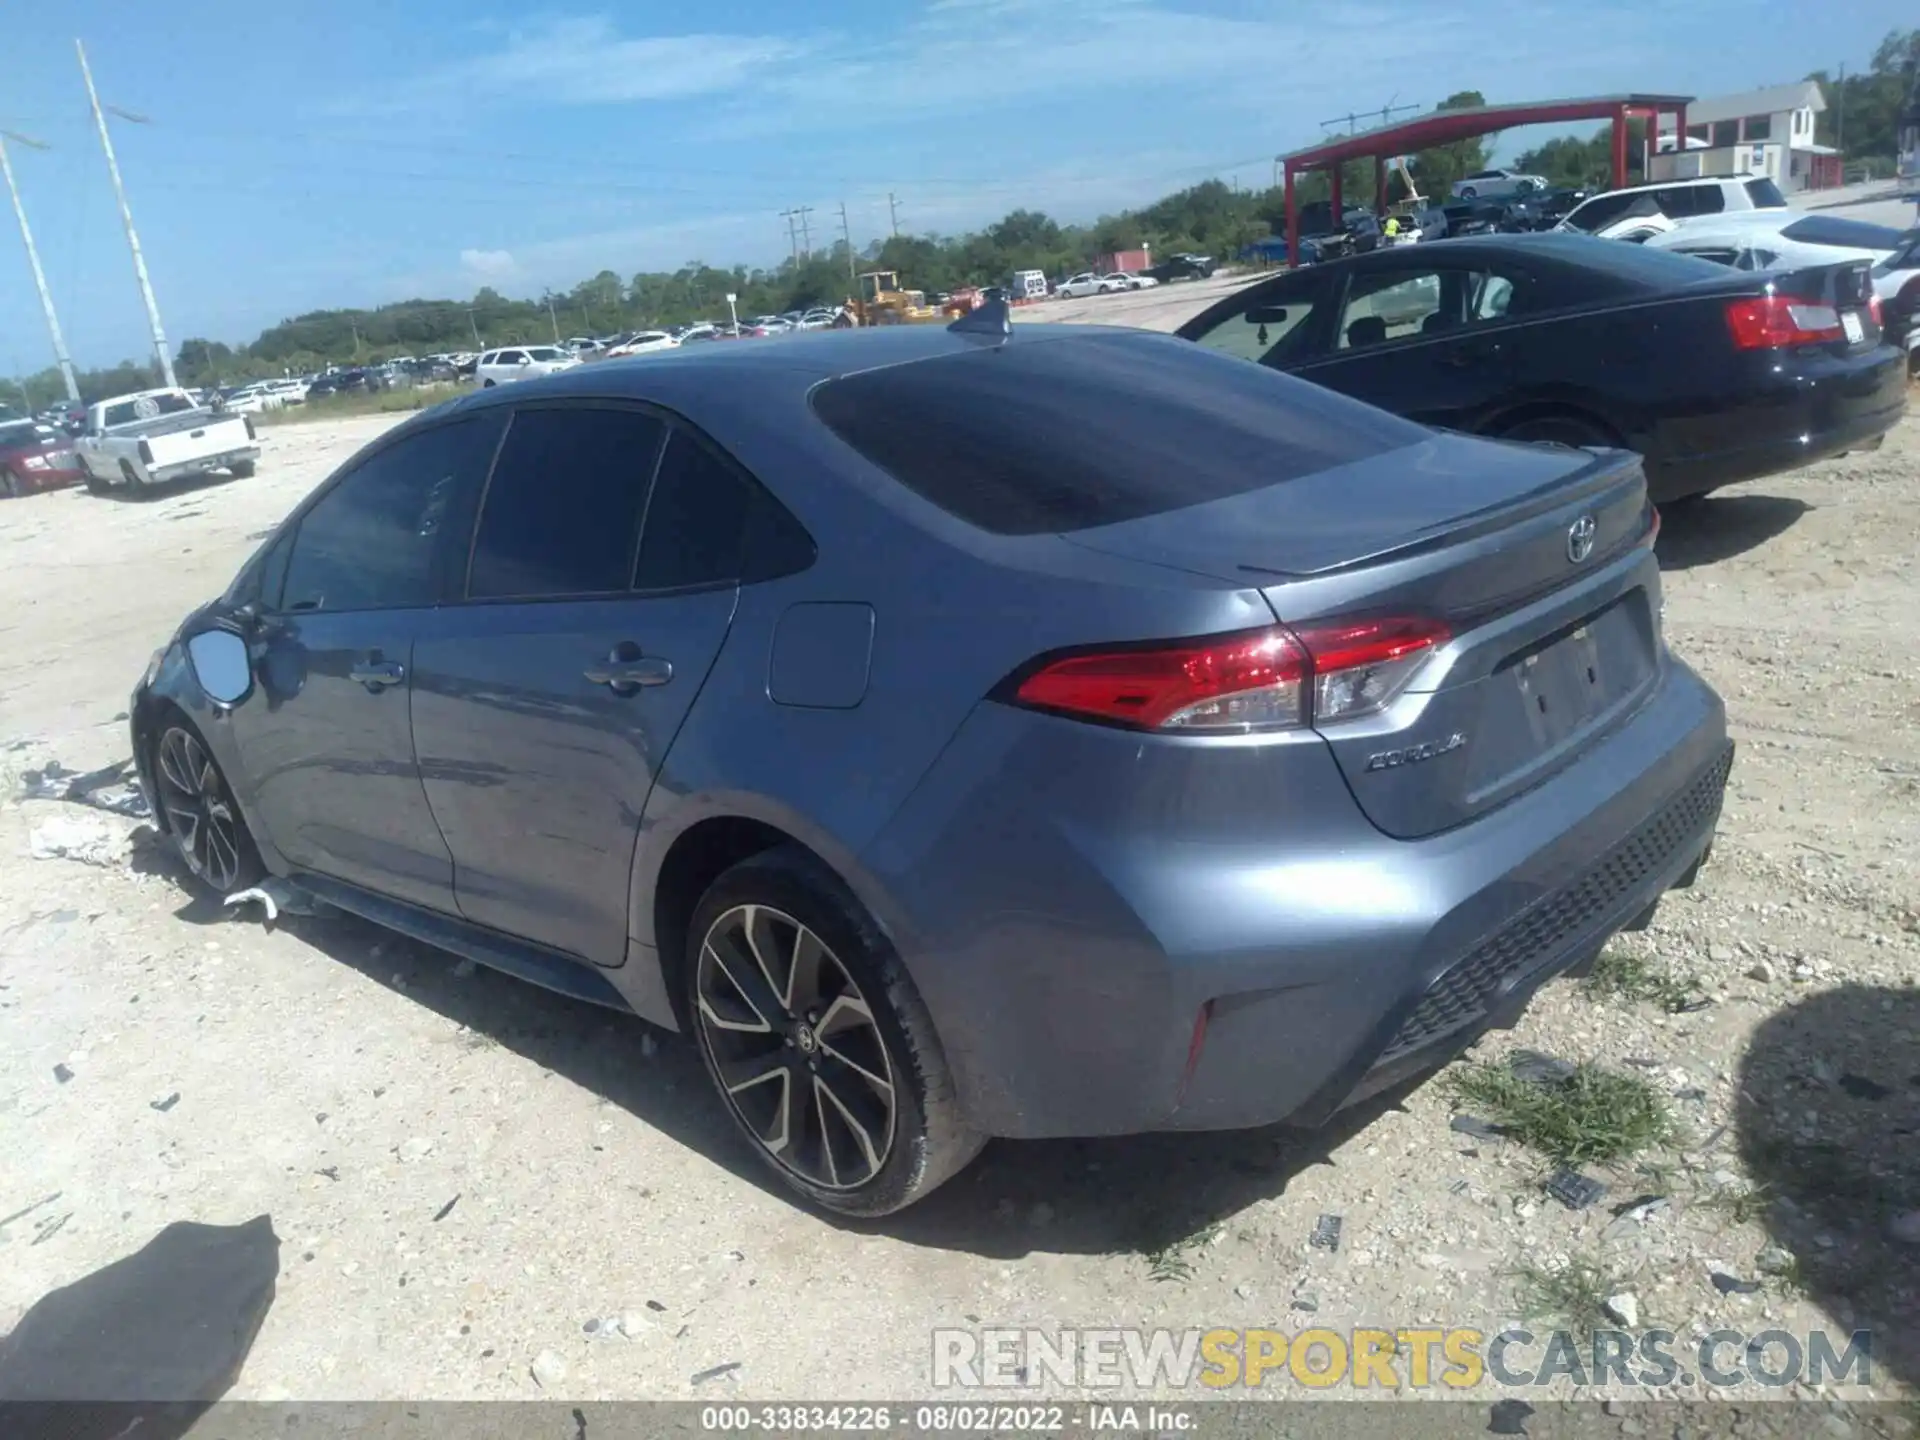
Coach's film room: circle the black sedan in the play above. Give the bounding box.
[1176,233,1908,504]
[1142,252,1214,282]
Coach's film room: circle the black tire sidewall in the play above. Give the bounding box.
[683,848,964,1217]
[153,716,266,897]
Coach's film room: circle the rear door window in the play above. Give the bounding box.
[1335,268,1456,348]
[1744,178,1788,208]
[467,406,666,600]
[811,331,1427,536]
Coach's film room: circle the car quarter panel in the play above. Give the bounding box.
[861,652,1728,1139]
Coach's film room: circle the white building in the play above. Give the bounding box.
[1651,81,1841,192]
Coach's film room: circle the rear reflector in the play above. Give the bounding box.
[1724,295,1843,349]
[1008,616,1450,734]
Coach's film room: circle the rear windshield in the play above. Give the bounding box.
[1779,216,1907,251]
[0,422,52,447]
[1744,178,1788,208]
[810,332,1427,536]
[100,392,195,427]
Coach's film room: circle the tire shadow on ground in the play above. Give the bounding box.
[1736,982,1920,1387]
[168,884,1424,1257]
[1655,493,1808,571]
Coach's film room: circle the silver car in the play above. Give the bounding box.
[132,316,1732,1215]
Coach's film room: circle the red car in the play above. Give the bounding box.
[0,418,84,497]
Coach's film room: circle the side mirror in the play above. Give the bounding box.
[186,630,254,708]
[1247,306,1290,325]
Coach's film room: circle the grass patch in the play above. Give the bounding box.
[256,385,465,427]
[1448,1058,1673,1167]
[1582,947,1703,1013]
[1513,1254,1622,1341]
[1142,1221,1222,1284]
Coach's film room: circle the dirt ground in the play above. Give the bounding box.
[1,311,1916,1411]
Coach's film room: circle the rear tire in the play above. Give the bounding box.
[1496,414,1614,449]
[151,718,265,896]
[1,468,18,499]
[230,460,256,479]
[685,846,984,1216]
[84,468,111,495]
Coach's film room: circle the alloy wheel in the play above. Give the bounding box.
[694,903,897,1191]
[155,726,246,891]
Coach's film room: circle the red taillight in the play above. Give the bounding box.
[1868,293,1883,328]
[1008,616,1450,734]
[1724,295,1843,349]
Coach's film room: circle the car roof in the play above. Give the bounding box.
[408,324,1095,436]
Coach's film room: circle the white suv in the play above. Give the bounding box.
[475,346,579,387]
[1559,175,1789,240]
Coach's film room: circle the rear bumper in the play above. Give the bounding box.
[1643,346,1907,502]
[866,653,1730,1140]
[9,463,83,492]
[150,445,260,483]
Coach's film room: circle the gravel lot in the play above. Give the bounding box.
[1,318,1915,1410]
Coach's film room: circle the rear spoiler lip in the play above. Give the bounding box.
[1224,443,1647,581]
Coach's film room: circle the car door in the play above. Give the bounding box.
[1289,260,1519,428]
[227,414,502,911]
[408,405,770,966]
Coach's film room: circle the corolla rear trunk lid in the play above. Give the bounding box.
[1065,430,1661,838]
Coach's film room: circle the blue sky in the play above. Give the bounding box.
[2,0,1911,368]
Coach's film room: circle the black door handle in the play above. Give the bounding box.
[1442,342,1500,369]
[584,643,672,696]
[350,656,406,691]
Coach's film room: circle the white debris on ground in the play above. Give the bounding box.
[27,812,135,869]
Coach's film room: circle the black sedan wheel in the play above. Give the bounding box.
[687,847,982,1215]
[154,722,262,894]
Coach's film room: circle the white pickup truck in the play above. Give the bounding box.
[75,387,261,495]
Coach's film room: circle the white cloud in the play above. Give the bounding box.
[460,248,519,279]
[418,16,809,106]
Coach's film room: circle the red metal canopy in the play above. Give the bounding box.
[1276,93,1694,265]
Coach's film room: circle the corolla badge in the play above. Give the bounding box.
[1364,731,1467,772]
[1566,514,1598,564]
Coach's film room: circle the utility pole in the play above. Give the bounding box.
[0,132,79,403]
[887,192,901,236]
[77,39,175,388]
[468,309,481,348]
[350,322,361,360]
[779,208,802,266]
[837,201,856,280]
[545,293,560,343]
[796,204,815,259]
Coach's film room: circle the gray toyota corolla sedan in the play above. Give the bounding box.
[131,311,1732,1215]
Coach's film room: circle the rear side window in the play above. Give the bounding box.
[632,434,754,591]
[1744,178,1787,208]
[1564,193,1635,233]
[811,332,1427,536]
[468,407,666,599]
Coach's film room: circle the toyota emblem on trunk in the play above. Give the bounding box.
[1566,514,1598,563]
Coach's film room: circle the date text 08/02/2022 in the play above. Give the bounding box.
[699,1405,1192,1433]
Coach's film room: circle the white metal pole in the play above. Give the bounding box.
[0,135,80,403]
[76,38,176,387]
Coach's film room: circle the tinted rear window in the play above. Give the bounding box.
[810,333,1426,536]
[1779,216,1906,251]
[1744,178,1787,208]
